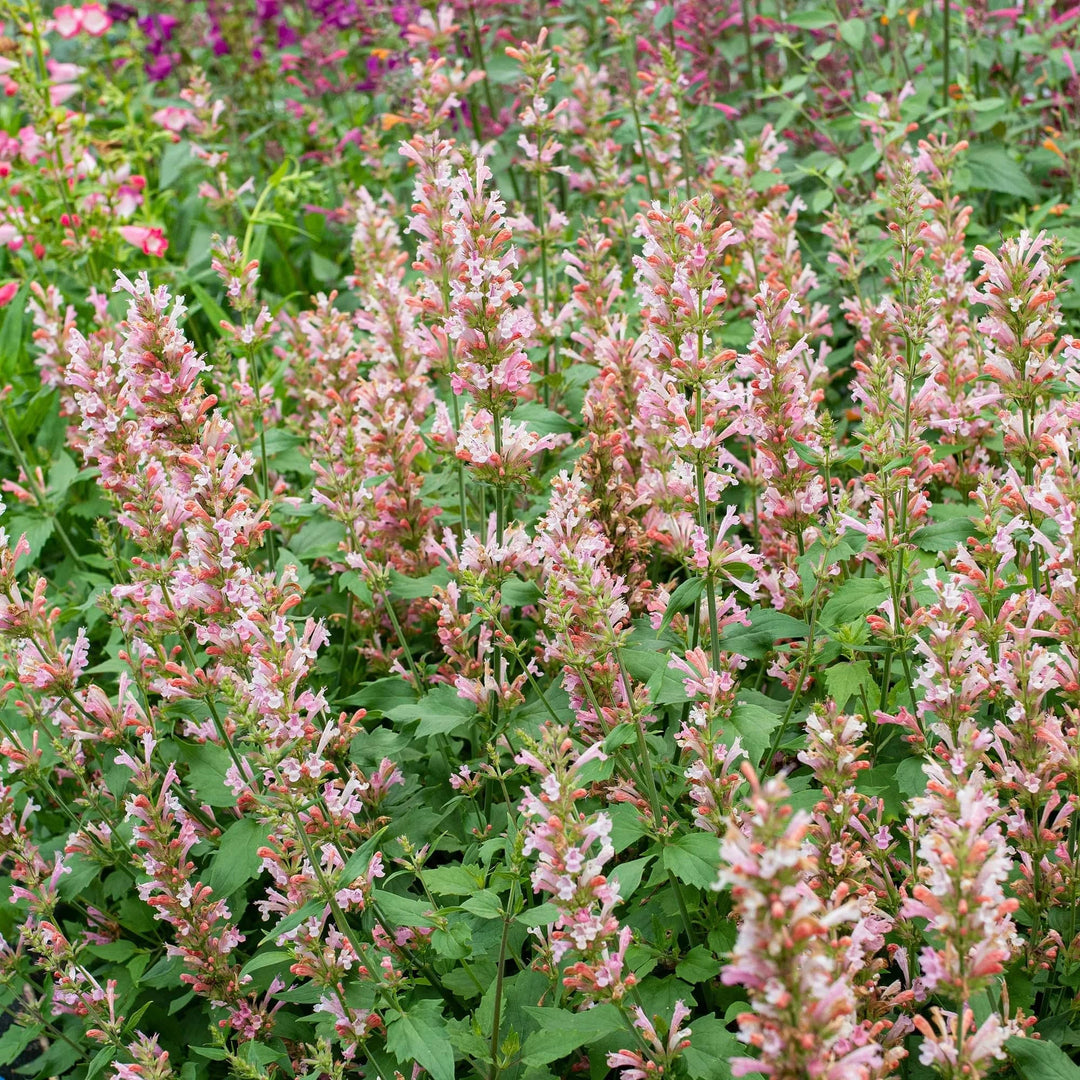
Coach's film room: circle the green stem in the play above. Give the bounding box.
[0,406,86,568]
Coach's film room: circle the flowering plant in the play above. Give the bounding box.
[1,2,1080,1080]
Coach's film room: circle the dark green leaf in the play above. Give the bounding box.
[819,578,890,628]
[660,578,705,633]
[676,946,722,983]
[663,833,720,889]
[520,1005,624,1066]
[719,608,810,660]
[207,817,267,897]
[385,1001,455,1080]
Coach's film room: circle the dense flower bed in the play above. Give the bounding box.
[0,2,1079,1079]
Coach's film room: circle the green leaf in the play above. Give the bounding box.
[660,577,704,633]
[824,660,874,709]
[177,741,236,807]
[839,17,866,48]
[727,701,782,765]
[425,864,484,897]
[967,145,1038,200]
[86,1044,115,1080]
[514,401,576,435]
[911,518,975,553]
[682,1015,738,1080]
[187,280,230,329]
[663,833,720,889]
[819,577,889,629]
[343,676,417,713]
[461,890,504,919]
[784,9,835,28]
[240,950,292,977]
[47,452,79,501]
[388,567,452,600]
[676,945,722,983]
[603,723,639,753]
[387,684,476,738]
[385,1001,455,1080]
[718,608,810,660]
[0,1020,42,1065]
[520,1005,624,1066]
[653,4,676,31]
[516,901,562,928]
[208,816,267,897]
[896,757,928,799]
[191,1047,229,1061]
[265,898,324,943]
[291,516,346,560]
[1007,1037,1080,1080]
[610,855,653,900]
[502,577,540,607]
[6,514,53,568]
[0,283,28,382]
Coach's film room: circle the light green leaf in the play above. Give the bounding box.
[824,660,874,709]
[1007,1038,1080,1080]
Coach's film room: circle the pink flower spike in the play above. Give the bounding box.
[119,226,168,257]
[0,282,18,307]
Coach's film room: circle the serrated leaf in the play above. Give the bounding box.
[718,608,810,660]
[911,518,975,553]
[896,757,928,799]
[824,660,874,709]
[388,567,452,600]
[1007,1037,1080,1079]
[603,723,638,752]
[726,702,781,766]
[785,9,835,28]
[86,1044,115,1080]
[47,452,78,501]
[653,4,676,31]
[187,280,229,330]
[385,1001,455,1080]
[514,401,576,435]
[682,1015,738,1080]
[208,816,267,897]
[676,945,722,984]
[967,145,1038,200]
[387,684,476,738]
[663,833,720,889]
[0,1019,42,1066]
[425,865,484,896]
[819,578,890,628]
[266,898,324,943]
[461,890,504,919]
[7,514,53,568]
[177,741,236,807]
[291,516,346,560]
[502,577,540,607]
[520,1005,624,1066]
